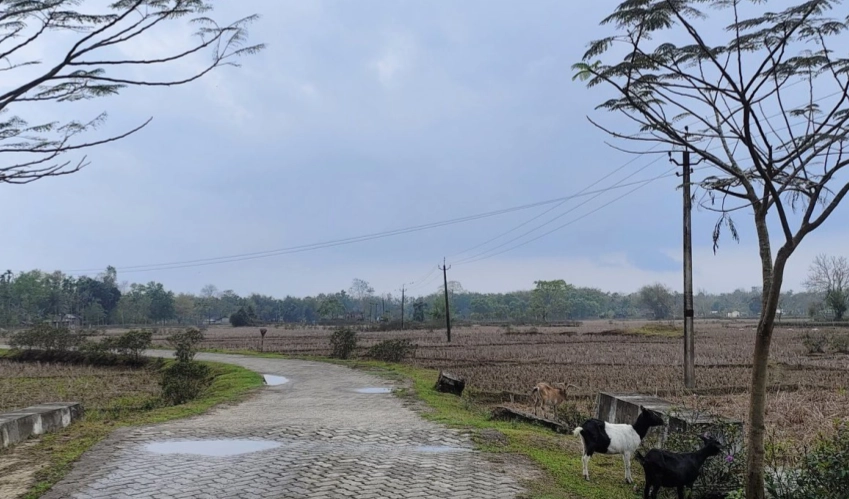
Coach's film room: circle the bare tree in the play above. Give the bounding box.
[0,0,264,184]
[572,1,849,496]
[804,253,849,319]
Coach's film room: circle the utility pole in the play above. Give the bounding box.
[400,284,407,330]
[438,258,452,343]
[670,129,702,389]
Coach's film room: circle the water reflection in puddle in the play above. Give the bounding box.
[353,387,392,394]
[263,374,289,385]
[414,446,470,453]
[144,440,281,456]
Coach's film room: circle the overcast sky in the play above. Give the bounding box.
[2,0,847,298]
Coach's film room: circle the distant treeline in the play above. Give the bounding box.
[0,268,829,328]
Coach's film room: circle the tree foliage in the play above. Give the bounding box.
[639,282,675,319]
[0,0,264,184]
[530,280,572,322]
[573,1,849,496]
[0,267,831,327]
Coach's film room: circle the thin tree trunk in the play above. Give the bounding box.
[746,213,793,499]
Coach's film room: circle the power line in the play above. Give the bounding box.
[453,156,666,264]
[65,181,668,275]
[454,165,685,266]
[449,89,846,266]
[446,145,663,259]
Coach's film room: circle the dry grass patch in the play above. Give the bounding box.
[0,360,161,413]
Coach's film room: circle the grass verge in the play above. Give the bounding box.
[0,350,262,499]
[194,348,640,499]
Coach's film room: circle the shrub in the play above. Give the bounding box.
[366,339,417,362]
[330,327,357,359]
[792,422,849,499]
[553,402,589,429]
[167,328,205,363]
[802,332,828,354]
[160,361,212,405]
[829,333,849,354]
[112,330,153,363]
[9,324,88,352]
[159,328,210,405]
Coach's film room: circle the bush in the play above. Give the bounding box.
[9,324,88,352]
[829,333,849,354]
[330,327,357,359]
[791,422,849,499]
[167,328,205,363]
[160,361,212,405]
[553,402,589,429]
[158,328,211,405]
[366,339,417,362]
[802,332,828,354]
[111,330,152,363]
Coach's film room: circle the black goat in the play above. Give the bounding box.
[634,434,723,499]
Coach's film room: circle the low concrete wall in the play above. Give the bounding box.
[0,403,84,448]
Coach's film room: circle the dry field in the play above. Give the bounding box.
[0,360,161,414]
[137,319,849,445]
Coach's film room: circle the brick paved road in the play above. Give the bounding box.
[41,352,529,499]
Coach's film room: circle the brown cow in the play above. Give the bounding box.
[530,381,578,418]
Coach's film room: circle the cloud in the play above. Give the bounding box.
[370,32,417,88]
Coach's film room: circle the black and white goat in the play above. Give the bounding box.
[572,406,665,484]
[634,433,723,499]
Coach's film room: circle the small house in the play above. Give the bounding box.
[50,314,81,329]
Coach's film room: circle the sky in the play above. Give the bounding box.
[1,0,848,298]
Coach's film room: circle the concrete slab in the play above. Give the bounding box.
[0,403,84,448]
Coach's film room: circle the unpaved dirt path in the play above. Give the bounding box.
[41,352,530,499]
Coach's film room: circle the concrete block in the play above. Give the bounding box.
[0,402,84,448]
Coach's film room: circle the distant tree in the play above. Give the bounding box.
[639,283,674,320]
[412,299,427,322]
[804,254,849,320]
[229,307,253,327]
[146,282,175,323]
[573,1,849,495]
[349,278,374,312]
[530,280,571,322]
[0,0,263,185]
[317,297,344,320]
[174,294,197,324]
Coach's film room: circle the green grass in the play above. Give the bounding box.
[0,354,262,499]
[192,348,640,499]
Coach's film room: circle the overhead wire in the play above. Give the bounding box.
[452,155,667,264]
[65,180,676,275]
[64,85,846,277]
[447,87,848,267]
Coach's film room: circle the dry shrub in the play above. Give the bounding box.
[365,339,417,362]
[330,327,358,359]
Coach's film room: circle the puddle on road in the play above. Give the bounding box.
[353,387,392,394]
[263,374,290,386]
[414,446,470,453]
[144,439,281,457]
